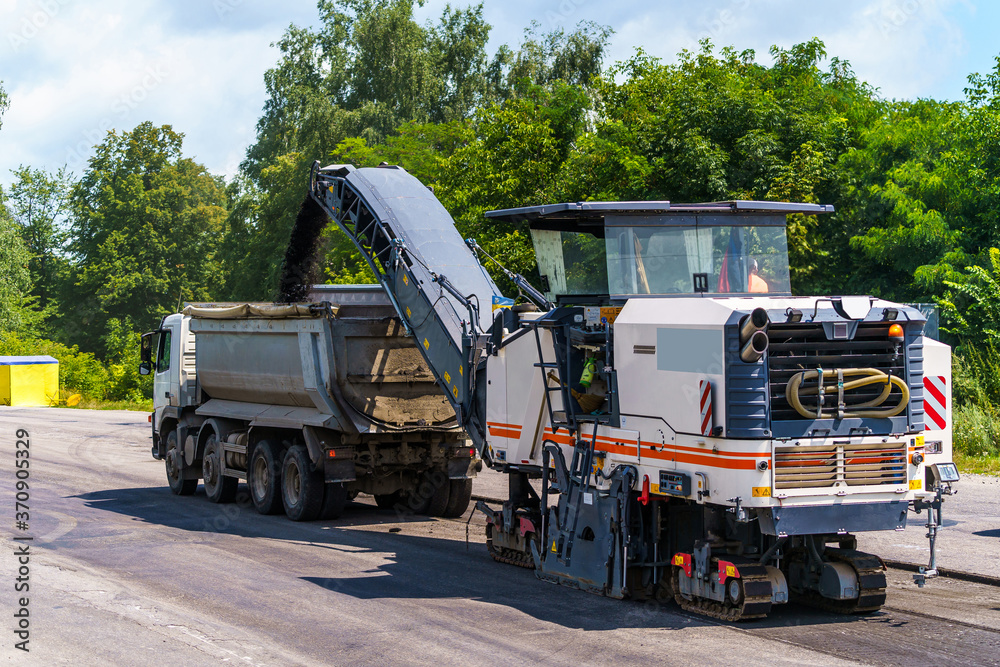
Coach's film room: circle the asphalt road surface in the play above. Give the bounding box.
[1,408,998,666]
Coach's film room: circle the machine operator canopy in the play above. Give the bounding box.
[485,201,834,302]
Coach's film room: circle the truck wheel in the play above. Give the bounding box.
[425,473,451,517]
[165,430,197,496]
[282,444,324,521]
[442,479,473,518]
[249,439,283,515]
[374,491,402,509]
[320,483,349,520]
[407,470,450,516]
[203,435,238,503]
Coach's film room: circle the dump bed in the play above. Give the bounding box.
[187,285,457,434]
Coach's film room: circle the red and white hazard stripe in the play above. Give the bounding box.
[924,375,947,431]
[699,380,713,436]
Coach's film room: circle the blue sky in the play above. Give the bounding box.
[0,0,997,188]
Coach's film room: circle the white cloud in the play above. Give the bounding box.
[0,0,315,186]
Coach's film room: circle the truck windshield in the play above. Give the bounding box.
[531,220,792,299]
[606,224,791,296]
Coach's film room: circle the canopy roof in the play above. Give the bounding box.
[485,200,834,228]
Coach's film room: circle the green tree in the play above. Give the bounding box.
[531,40,879,293]
[0,80,7,129]
[225,1,505,300]
[0,215,33,332]
[223,3,613,300]
[940,247,1000,343]
[66,122,226,353]
[4,166,71,312]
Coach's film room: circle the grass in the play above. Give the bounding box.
[69,397,153,412]
[954,451,1000,475]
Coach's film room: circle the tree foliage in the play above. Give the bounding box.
[0,214,33,333]
[4,166,71,314]
[66,122,226,353]
[223,2,611,299]
[0,80,7,130]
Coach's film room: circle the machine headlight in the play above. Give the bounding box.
[928,462,960,485]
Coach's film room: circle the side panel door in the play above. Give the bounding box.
[153,327,174,412]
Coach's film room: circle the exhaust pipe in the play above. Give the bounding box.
[739,308,770,363]
[740,330,769,363]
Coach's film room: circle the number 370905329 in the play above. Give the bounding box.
[15,429,29,521]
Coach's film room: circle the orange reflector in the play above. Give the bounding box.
[888,323,904,340]
[327,450,336,458]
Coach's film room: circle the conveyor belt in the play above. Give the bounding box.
[309,162,500,450]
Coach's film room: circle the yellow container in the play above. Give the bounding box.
[0,356,59,407]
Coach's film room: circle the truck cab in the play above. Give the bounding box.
[141,313,196,456]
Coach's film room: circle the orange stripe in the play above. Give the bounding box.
[542,428,639,447]
[487,421,522,430]
[603,442,639,457]
[489,427,521,439]
[643,448,759,470]
[639,441,762,458]
[540,428,762,466]
[546,433,757,470]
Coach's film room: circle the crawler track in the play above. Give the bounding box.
[794,549,887,614]
[671,560,773,621]
[485,523,535,569]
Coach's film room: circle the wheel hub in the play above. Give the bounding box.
[204,452,217,485]
[285,463,301,507]
[166,450,180,478]
[728,578,742,605]
[252,458,268,497]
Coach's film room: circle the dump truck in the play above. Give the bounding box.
[295,162,957,620]
[140,285,477,521]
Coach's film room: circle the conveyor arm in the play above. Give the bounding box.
[309,162,500,452]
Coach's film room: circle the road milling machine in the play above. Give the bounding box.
[156,160,952,622]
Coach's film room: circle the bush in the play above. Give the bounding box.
[953,404,1000,457]
[952,343,1000,407]
[101,318,152,402]
[0,330,109,399]
[951,343,1000,458]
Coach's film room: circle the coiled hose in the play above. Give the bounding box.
[785,368,910,419]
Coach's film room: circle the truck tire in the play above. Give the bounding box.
[282,444,324,521]
[408,470,450,516]
[374,491,402,509]
[165,429,197,496]
[320,483,349,520]
[425,476,451,517]
[442,478,473,518]
[203,434,238,503]
[249,439,283,515]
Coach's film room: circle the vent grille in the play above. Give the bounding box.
[766,322,907,422]
[773,442,907,489]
